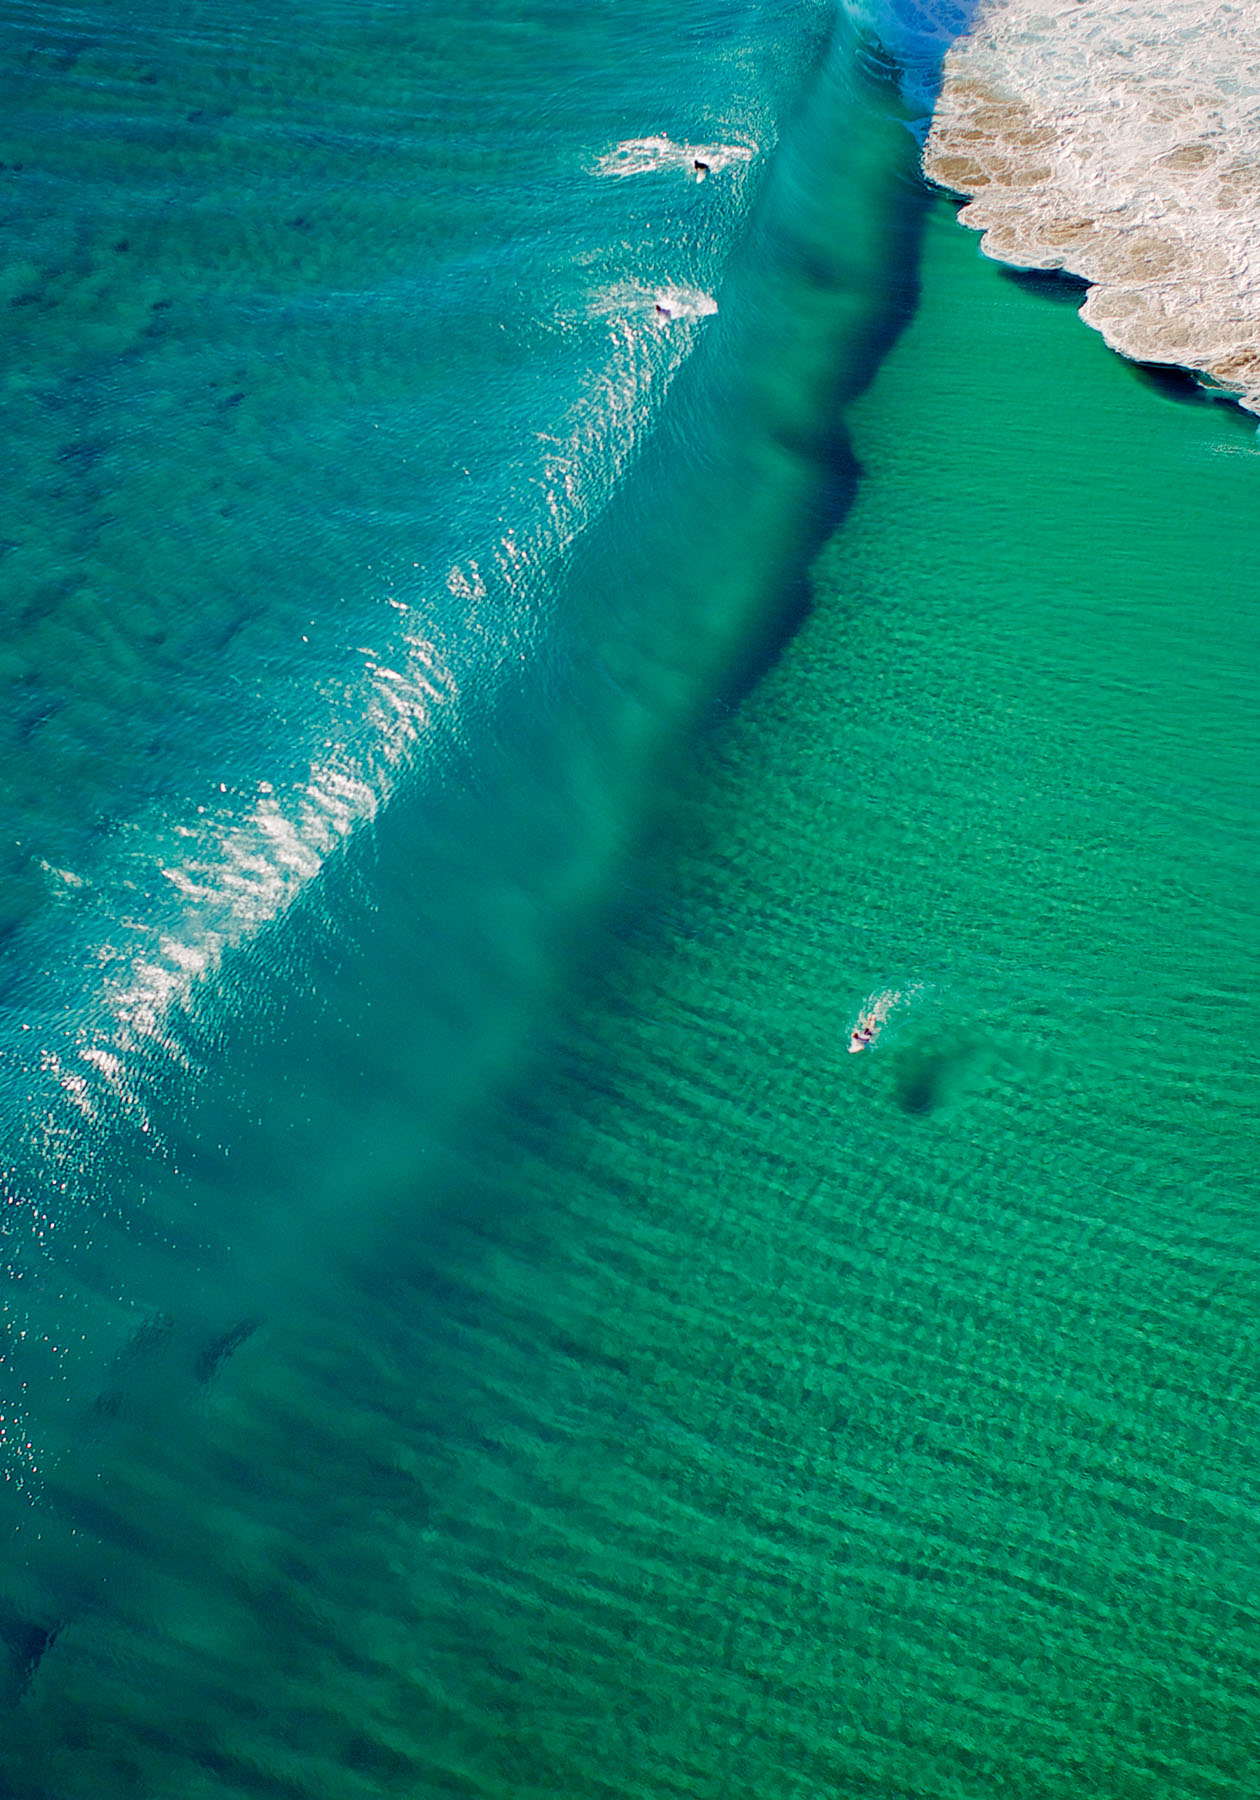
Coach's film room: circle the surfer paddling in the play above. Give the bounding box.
[849,985,919,1054]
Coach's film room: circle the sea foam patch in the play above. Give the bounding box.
[586,282,719,333]
[594,134,757,179]
[924,0,1260,412]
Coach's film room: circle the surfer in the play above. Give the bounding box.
[849,1017,876,1053]
[693,158,710,182]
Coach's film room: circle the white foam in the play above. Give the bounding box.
[925,0,1260,410]
[587,281,719,331]
[651,284,720,323]
[594,134,757,180]
[850,982,925,1050]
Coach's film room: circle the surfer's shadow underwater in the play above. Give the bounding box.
[846,984,1055,1117]
[889,1033,972,1114]
[886,1024,1057,1116]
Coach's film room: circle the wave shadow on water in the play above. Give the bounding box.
[997,263,1091,306]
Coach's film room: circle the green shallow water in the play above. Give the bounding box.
[11,199,1260,1797]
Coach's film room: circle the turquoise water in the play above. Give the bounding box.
[4,1,1260,1796]
[0,0,844,1485]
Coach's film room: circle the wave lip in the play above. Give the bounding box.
[923,0,1260,413]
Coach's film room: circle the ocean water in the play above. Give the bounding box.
[4,0,1260,1796]
[1,0,855,1486]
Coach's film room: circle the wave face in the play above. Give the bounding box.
[1,0,813,1449]
[0,0,949,1744]
[0,0,789,1125]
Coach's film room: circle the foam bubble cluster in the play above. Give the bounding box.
[594,134,756,180]
[924,0,1260,412]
